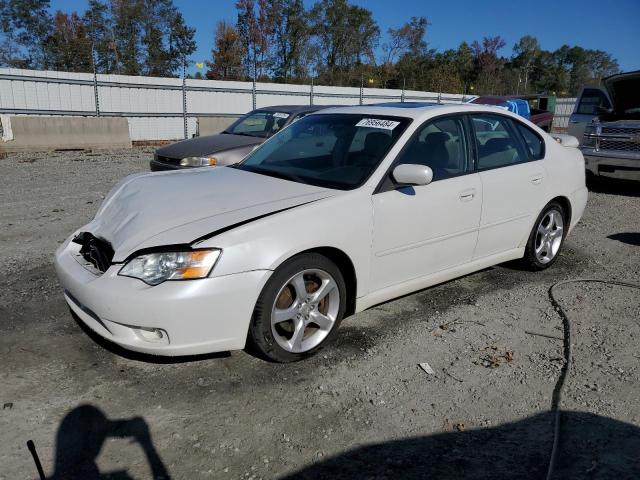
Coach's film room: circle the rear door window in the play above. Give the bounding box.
[470,114,528,170]
[514,122,545,160]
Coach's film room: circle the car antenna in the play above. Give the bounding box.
[27,440,46,480]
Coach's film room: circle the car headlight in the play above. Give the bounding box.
[582,125,597,148]
[180,156,218,167]
[119,249,221,285]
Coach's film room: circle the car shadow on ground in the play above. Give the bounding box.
[44,405,170,479]
[281,411,640,480]
[608,232,640,246]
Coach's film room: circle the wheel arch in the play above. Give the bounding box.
[549,195,572,227]
[277,246,358,318]
[520,195,573,248]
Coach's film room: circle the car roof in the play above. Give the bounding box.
[310,102,516,120]
[254,105,332,114]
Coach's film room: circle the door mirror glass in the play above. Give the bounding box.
[392,164,433,186]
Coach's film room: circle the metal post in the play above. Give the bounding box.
[359,75,363,106]
[437,92,442,104]
[252,67,257,110]
[182,58,188,139]
[401,78,405,103]
[310,77,314,106]
[91,44,100,117]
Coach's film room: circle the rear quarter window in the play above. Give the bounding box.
[514,121,545,160]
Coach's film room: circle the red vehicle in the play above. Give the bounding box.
[471,95,555,131]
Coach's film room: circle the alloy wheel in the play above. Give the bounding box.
[271,269,340,353]
[534,209,564,264]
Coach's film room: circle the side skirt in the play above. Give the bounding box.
[355,248,525,312]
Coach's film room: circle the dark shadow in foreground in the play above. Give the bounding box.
[281,411,640,480]
[608,232,640,246]
[70,309,231,364]
[49,405,170,480]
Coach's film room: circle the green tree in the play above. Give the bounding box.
[236,0,274,79]
[381,16,428,88]
[0,0,51,68]
[82,0,195,77]
[471,36,506,94]
[269,0,310,82]
[512,35,541,93]
[83,0,118,73]
[44,11,93,72]
[309,0,379,86]
[206,20,244,80]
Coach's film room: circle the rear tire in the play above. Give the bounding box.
[522,202,566,271]
[247,253,347,363]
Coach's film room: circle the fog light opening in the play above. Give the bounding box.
[134,327,169,344]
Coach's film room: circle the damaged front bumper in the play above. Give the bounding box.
[54,236,272,356]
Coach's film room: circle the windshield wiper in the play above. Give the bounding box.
[230,131,264,138]
[247,167,305,184]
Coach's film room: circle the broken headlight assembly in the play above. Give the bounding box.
[119,249,221,285]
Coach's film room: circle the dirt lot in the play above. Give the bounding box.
[0,149,639,479]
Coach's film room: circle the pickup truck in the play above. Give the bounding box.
[569,70,640,181]
[470,95,555,131]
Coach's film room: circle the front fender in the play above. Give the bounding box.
[200,189,374,298]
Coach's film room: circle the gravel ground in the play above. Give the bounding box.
[0,149,639,479]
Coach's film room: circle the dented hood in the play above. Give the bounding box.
[86,167,335,262]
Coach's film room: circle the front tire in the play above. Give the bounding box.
[248,253,347,362]
[522,202,566,270]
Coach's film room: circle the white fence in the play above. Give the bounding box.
[552,97,577,131]
[0,68,577,140]
[0,68,471,141]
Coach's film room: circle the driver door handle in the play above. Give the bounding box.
[459,188,476,202]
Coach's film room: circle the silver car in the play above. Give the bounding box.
[568,70,640,181]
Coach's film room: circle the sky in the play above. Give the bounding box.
[49,0,640,75]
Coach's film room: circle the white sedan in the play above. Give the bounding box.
[55,103,588,362]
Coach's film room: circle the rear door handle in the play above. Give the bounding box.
[531,175,543,185]
[459,188,476,202]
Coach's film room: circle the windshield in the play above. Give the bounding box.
[224,110,292,138]
[236,113,410,190]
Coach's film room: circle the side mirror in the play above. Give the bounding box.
[392,164,433,187]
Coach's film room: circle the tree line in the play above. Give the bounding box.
[0,0,196,76]
[1,0,620,96]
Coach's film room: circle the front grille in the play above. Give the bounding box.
[73,232,115,273]
[599,139,640,153]
[601,126,640,136]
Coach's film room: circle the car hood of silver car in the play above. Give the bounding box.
[85,167,336,262]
